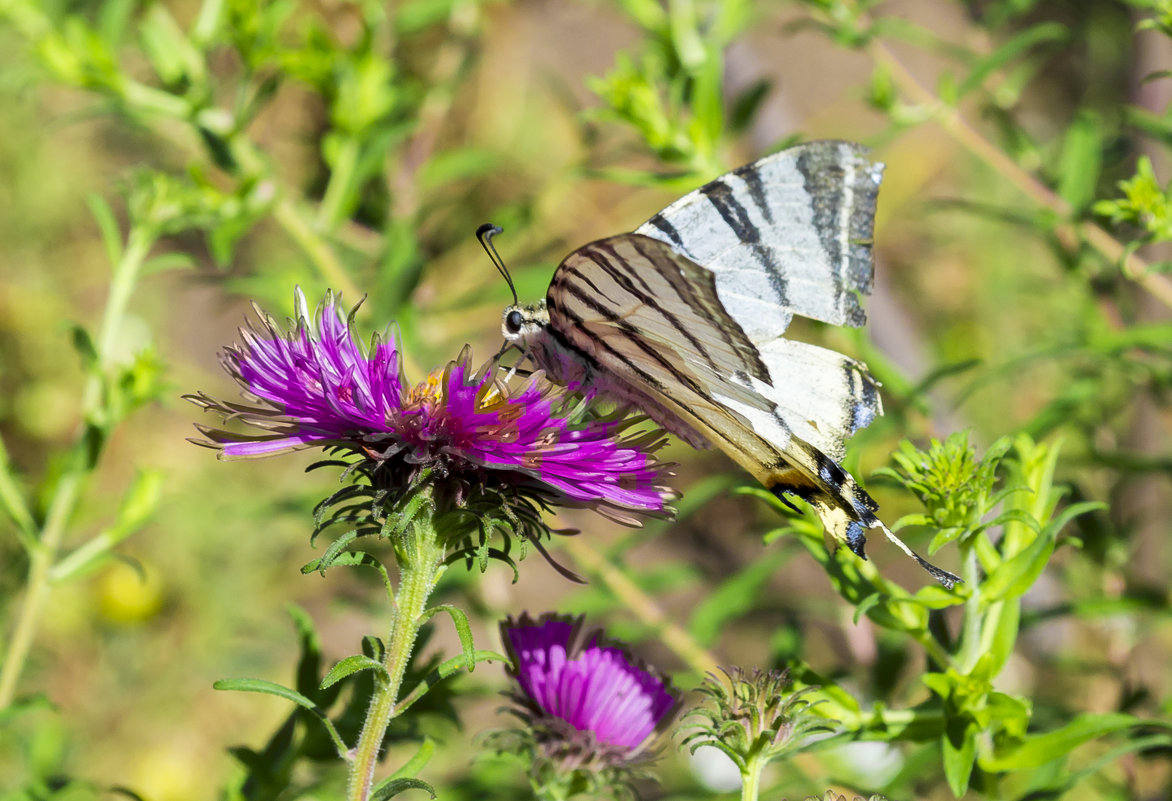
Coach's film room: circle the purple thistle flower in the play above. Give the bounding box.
[500,613,679,770]
[186,290,674,524]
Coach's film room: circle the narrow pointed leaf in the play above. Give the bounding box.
[387,738,436,782]
[86,193,123,268]
[393,650,506,716]
[982,713,1169,771]
[320,654,389,690]
[369,778,435,801]
[421,604,477,671]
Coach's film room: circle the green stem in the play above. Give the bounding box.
[0,226,154,710]
[346,493,446,801]
[741,753,766,801]
[533,775,572,801]
[957,544,983,674]
[317,136,361,234]
[914,626,954,671]
[0,471,79,709]
[272,196,362,301]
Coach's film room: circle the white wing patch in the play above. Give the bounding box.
[636,141,882,340]
[745,338,882,462]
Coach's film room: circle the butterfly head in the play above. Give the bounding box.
[501,299,550,345]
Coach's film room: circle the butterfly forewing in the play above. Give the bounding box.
[548,234,871,515]
[636,140,882,340]
[552,235,770,383]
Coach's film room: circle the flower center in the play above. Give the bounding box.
[405,373,445,410]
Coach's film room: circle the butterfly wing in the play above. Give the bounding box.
[637,140,881,339]
[636,140,885,462]
[549,230,870,490]
[543,143,959,587]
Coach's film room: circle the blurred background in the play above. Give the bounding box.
[1,1,1171,799]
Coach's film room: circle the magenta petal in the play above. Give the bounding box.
[502,614,678,752]
[188,290,673,521]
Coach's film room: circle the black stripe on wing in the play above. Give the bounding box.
[794,145,876,298]
[697,178,790,306]
[634,141,882,331]
[549,277,706,400]
[544,289,749,456]
[552,234,771,384]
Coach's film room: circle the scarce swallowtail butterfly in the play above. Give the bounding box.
[494,140,960,588]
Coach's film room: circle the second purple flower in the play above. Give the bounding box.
[500,613,679,770]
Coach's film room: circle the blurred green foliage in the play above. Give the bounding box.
[1,0,1171,800]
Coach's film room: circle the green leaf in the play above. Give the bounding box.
[1124,105,1172,147]
[983,501,1103,603]
[667,0,706,71]
[687,45,724,159]
[942,723,976,797]
[192,0,225,44]
[979,599,1020,678]
[982,713,1169,771]
[387,738,436,782]
[50,468,164,582]
[417,148,501,191]
[0,692,54,725]
[729,78,771,134]
[139,4,205,87]
[910,584,966,611]
[394,0,462,34]
[982,691,1030,740]
[319,655,389,690]
[886,513,936,532]
[142,252,195,275]
[927,524,965,555]
[369,778,436,801]
[303,528,362,574]
[86,193,123,267]
[981,530,1053,605]
[955,22,1067,99]
[421,604,477,672]
[213,677,321,712]
[1032,733,1172,796]
[393,650,507,716]
[1056,110,1103,212]
[852,591,882,624]
[0,436,38,551]
[615,0,668,31]
[69,324,99,372]
[920,672,952,699]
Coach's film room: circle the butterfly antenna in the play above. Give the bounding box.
[476,222,517,305]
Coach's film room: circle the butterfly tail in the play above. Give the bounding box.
[760,458,962,590]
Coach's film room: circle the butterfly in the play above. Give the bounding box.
[490,140,959,588]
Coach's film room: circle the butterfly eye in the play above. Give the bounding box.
[505,310,524,334]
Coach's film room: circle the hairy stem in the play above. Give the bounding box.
[346,496,445,801]
[741,752,766,801]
